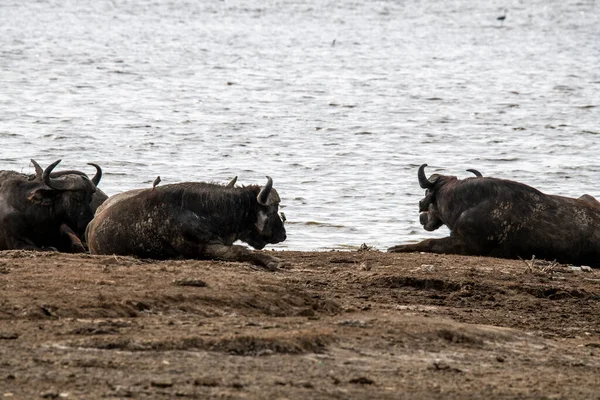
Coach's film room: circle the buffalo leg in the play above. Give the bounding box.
[0,215,55,251]
[388,236,473,255]
[6,237,57,252]
[203,244,281,271]
[59,224,86,253]
[9,240,56,252]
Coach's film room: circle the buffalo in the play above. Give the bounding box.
[388,164,600,267]
[0,159,99,252]
[86,176,287,270]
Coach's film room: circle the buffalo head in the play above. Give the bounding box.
[31,159,98,237]
[240,176,287,250]
[417,164,447,231]
[41,162,108,213]
[417,164,483,231]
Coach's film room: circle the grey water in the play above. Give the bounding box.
[1,0,599,251]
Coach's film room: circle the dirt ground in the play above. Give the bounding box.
[1,249,599,399]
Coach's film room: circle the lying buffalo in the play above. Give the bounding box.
[388,164,600,267]
[0,160,98,252]
[86,176,287,270]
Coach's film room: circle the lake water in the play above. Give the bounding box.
[1,0,599,251]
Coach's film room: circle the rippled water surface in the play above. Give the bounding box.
[1,0,599,250]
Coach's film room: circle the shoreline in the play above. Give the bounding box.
[1,250,599,399]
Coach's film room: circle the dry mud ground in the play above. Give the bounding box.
[1,250,599,399]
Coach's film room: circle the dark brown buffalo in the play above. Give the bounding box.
[388,164,600,267]
[86,177,287,270]
[0,160,98,252]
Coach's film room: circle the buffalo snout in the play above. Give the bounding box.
[420,204,444,232]
[273,229,287,244]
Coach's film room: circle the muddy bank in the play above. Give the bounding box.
[1,250,599,399]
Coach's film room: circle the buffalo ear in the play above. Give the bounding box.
[27,189,58,206]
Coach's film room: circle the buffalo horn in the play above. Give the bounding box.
[42,160,87,191]
[87,163,102,186]
[257,176,274,206]
[30,159,44,181]
[466,168,482,177]
[226,176,238,188]
[418,164,435,189]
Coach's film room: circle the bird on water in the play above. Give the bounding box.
[497,8,507,26]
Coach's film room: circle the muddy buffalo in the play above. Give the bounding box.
[388,164,600,267]
[0,160,99,252]
[86,176,287,270]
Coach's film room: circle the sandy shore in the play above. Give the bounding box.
[1,249,599,399]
